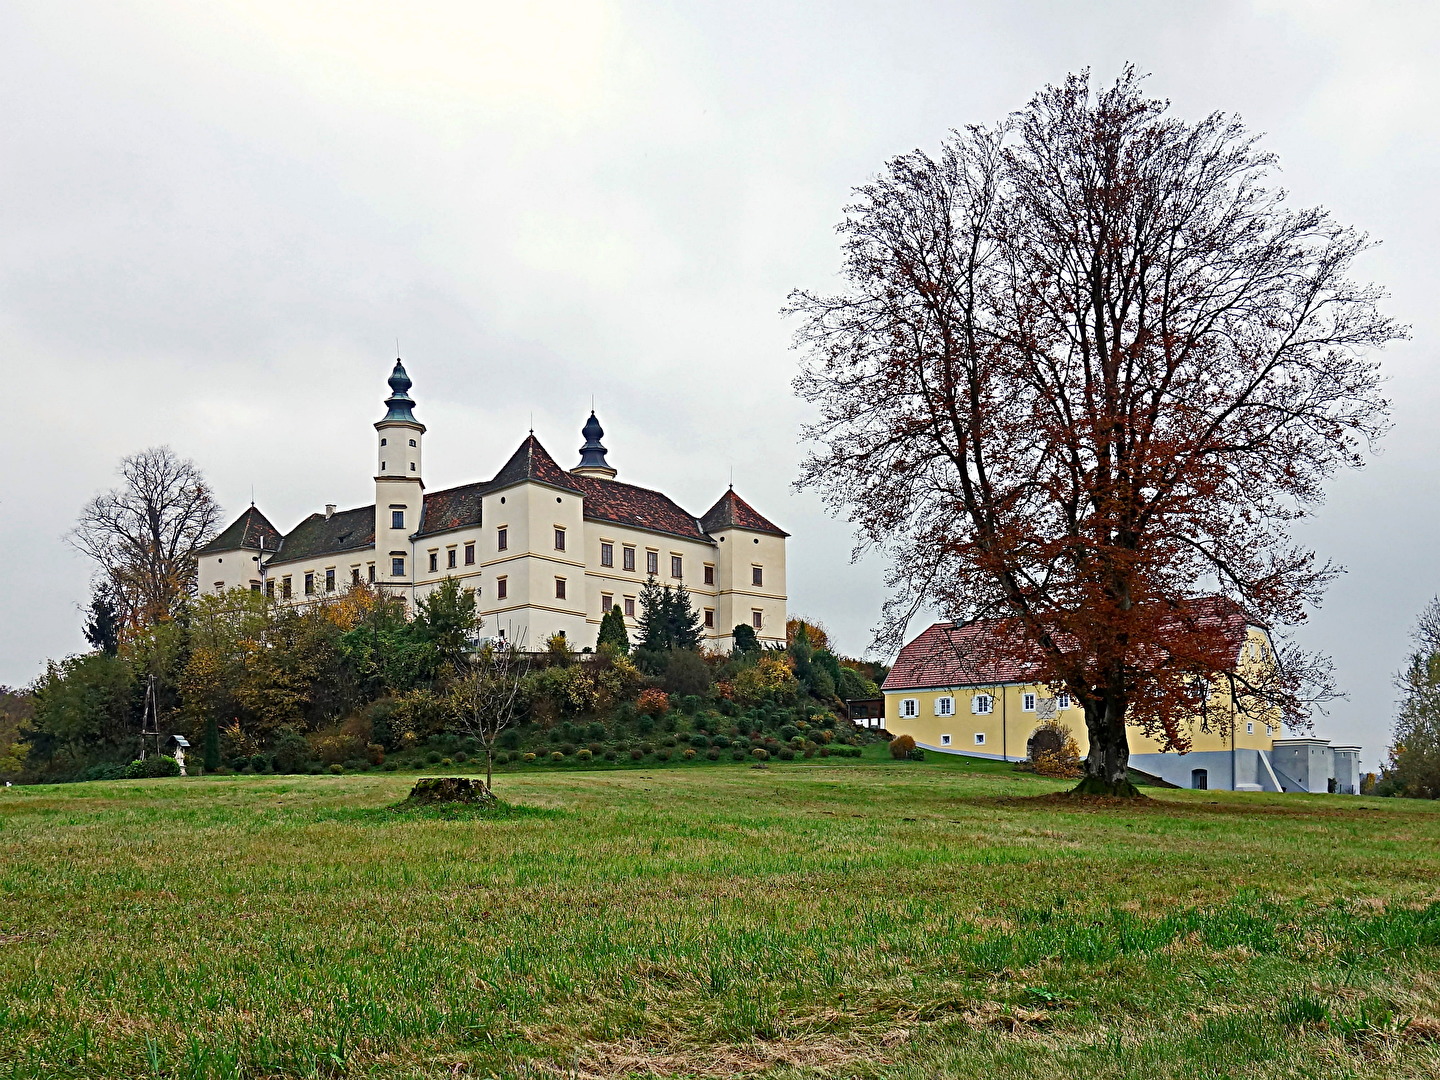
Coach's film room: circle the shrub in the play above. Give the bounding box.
[655,749,672,761]
[603,749,617,761]
[559,743,576,756]
[689,734,709,749]
[889,734,917,760]
[249,753,270,773]
[344,758,366,772]
[440,757,453,766]
[683,748,697,760]
[366,742,386,766]
[550,751,565,763]
[663,736,678,748]
[752,747,770,761]
[328,763,344,774]
[80,762,129,782]
[779,724,801,742]
[306,764,321,775]
[585,721,607,741]
[493,752,510,765]
[426,751,442,764]
[712,734,731,749]
[124,755,182,779]
[637,688,671,716]
[640,742,655,755]
[906,746,926,761]
[383,761,398,771]
[454,752,468,763]
[523,752,537,764]
[663,651,711,697]
[731,749,746,761]
[706,748,720,761]
[630,748,645,760]
[778,748,796,761]
[819,747,830,757]
[577,749,593,762]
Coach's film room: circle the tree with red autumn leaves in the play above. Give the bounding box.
[790,68,1404,796]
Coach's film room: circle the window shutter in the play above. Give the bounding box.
[970,695,979,715]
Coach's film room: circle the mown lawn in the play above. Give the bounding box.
[2,753,1439,1079]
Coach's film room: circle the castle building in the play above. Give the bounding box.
[196,360,789,651]
[880,598,1361,793]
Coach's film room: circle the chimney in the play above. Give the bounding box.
[325,504,336,519]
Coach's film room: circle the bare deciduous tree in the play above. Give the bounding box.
[71,447,222,631]
[446,642,531,791]
[790,68,1403,795]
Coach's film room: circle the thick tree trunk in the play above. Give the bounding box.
[1073,699,1141,797]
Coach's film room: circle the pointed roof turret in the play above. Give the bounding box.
[700,488,789,537]
[491,434,582,492]
[572,410,617,479]
[199,505,283,555]
[379,358,424,429]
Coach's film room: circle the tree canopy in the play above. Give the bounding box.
[790,67,1401,794]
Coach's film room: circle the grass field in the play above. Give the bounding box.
[3,750,1440,1079]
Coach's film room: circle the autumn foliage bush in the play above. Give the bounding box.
[889,734,916,760]
[636,688,670,716]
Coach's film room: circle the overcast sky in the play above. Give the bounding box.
[2,1,1434,767]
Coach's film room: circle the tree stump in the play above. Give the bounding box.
[404,776,495,805]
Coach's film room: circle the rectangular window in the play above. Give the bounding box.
[282,576,292,599]
[497,576,508,600]
[704,609,714,628]
[703,564,714,586]
[1057,693,1072,710]
[351,567,360,585]
[212,581,224,592]
[325,569,335,592]
[391,557,405,577]
[936,696,954,716]
[670,555,683,579]
[974,732,987,745]
[408,438,416,447]
[941,734,952,746]
[555,578,566,600]
[646,550,658,575]
[601,593,612,614]
[428,551,438,573]
[392,510,405,529]
[304,572,315,596]
[600,542,614,567]
[752,609,763,629]
[464,542,475,565]
[497,527,508,551]
[1023,692,1036,712]
[752,565,763,587]
[554,528,566,551]
[901,698,918,718]
[447,548,457,569]
[623,546,635,572]
[250,582,261,593]
[367,564,375,583]
[265,580,275,598]
[623,596,635,618]
[1246,721,1255,735]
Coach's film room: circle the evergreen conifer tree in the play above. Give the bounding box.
[732,623,760,655]
[637,577,671,651]
[670,583,703,652]
[596,605,630,655]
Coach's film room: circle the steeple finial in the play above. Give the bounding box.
[381,357,419,424]
[572,409,617,478]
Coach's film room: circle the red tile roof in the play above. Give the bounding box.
[570,473,710,542]
[418,481,487,537]
[882,597,1252,691]
[700,489,788,536]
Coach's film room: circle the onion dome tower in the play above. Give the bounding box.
[374,358,425,586]
[571,410,617,479]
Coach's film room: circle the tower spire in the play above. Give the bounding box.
[572,409,617,479]
[381,357,419,424]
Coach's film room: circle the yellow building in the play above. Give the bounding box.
[880,603,1355,792]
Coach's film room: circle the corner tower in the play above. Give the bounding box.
[374,358,425,589]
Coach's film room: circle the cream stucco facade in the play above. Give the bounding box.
[196,361,789,651]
